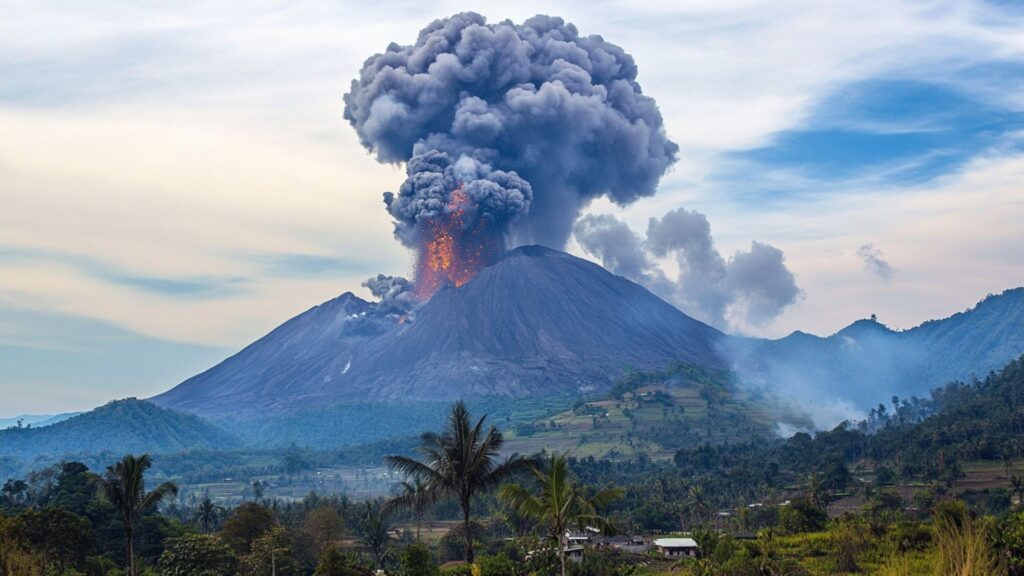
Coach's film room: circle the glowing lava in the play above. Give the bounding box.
[414,188,499,299]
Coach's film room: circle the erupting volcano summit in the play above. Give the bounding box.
[343,12,679,297]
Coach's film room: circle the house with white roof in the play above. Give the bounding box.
[652,537,699,558]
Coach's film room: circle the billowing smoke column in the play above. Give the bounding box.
[344,12,678,297]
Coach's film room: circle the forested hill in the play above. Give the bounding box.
[869,352,1024,464]
[0,398,241,463]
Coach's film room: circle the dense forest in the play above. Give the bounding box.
[0,400,243,463]
[2,356,1024,575]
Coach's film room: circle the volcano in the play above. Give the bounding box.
[151,246,726,417]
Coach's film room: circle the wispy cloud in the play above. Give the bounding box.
[729,78,1024,191]
[245,252,380,279]
[0,246,246,298]
[857,244,895,281]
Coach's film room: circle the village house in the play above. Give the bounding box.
[652,537,699,558]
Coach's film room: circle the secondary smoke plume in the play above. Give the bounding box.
[574,209,801,331]
[362,274,416,318]
[345,12,677,297]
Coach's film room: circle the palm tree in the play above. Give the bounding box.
[805,472,828,511]
[359,500,391,570]
[195,493,219,533]
[385,401,532,562]
[386,475,432,541]
[686,485,710,527]
[99,454,178,576]
[499,452,622,576]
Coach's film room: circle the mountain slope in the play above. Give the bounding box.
[339,245,726,401]
[0,398,241,462]
[729,288,1024,413]
[153,245,727,417]
[150,291,382,415]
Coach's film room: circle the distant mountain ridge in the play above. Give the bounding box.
[153,245,727,417]
[728,287,1024,416]
[0,398,240,462]
[0,412,81,430]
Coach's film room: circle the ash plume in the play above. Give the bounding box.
[345,12,677,294]
[574,209,801,331]
[384,150,533,253]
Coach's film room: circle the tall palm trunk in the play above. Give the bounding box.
[462,500,474,563]
[559,538,567,576]
[125,528,135,576]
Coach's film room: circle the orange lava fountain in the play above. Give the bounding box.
[414,187,498,299]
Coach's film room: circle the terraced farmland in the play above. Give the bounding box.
[505,363,812,460]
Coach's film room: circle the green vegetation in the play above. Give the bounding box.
[505,361,812,459]
[158,533,237,576]
[385,401,532,563]
[498,453,622,576]
[2,356,1024,574]
[98,454,179,576]
[0,399,242,464]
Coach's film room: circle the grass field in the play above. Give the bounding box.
[185,465,396,504]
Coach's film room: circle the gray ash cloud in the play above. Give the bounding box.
[382,151,532,247]
[344,12,678,250]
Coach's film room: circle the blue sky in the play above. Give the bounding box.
[732,76,1024,192]
[1,0,1023,414]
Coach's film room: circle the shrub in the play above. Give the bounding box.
[157,533,237,576]
[315,547,374,576]
[993,511,1024,576]
[476,554,516,576]
[885,521,931,553]
[400,542,440,576]
[830,518,869,573]
[778,498,827,534]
